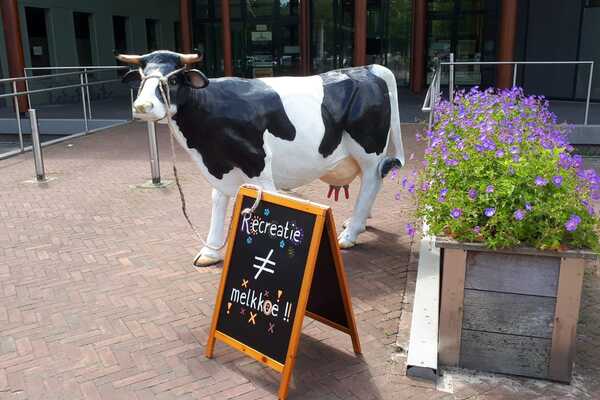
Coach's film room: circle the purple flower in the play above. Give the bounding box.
[564,214,581,232]
[401,176,408,188]
[534,176,548,186]
[495,149,505,158]
[486,185,494,193]
[408,183,415,194]
[405,223,416,237]
[445,159,459,167]
[484,208,496,217]
[525,202,533,211]
[512,154,520,163]
[394,192,401,200]
[559,153,572,169]
[473,226,481,234]
[582,200,595,215]
[468,188,477,200]
[514,209,525,221]
[552,175,563,187]
[451,208,462,219]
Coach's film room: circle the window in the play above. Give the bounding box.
[585,0,600,7]
[25,7,50,74]
[113,16,129,53]
[146,19,160,51]
[74,12,93,65]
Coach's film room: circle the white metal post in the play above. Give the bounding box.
[28,109,45,181]
[449,53,454,102]
[584,62,594,126]
[12,81,24,152]
[79,73,89,133]
[147,121,161,185]
[512,64,518,87]
[84,67,92,119]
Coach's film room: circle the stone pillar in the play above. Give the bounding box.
[180,0,192,53]
[353,0,367,66]
[1,0,28,110]
[496,0,518,88]
[410,0,427,93]
[221,0,233,76]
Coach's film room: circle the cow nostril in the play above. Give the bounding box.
[134,101,154,113]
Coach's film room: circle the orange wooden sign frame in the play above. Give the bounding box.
[205,187,361,400]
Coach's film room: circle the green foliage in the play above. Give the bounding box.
[412,88,600,252]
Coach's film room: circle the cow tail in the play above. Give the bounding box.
[376,65,405,178]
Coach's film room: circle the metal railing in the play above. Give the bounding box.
[0,65,133,160]
[422,55,595,128]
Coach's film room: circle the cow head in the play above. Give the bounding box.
[116,50,209,121]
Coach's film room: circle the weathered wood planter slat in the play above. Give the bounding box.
[436,238,595,382]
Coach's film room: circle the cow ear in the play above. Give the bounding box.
[184,69,209,89]
[122,69,141,88]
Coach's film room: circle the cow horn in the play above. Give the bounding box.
[115,53,143,65]
[180,53,202,64]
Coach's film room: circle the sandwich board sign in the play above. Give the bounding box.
[205,186,361,399]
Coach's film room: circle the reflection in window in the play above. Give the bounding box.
[280,0,298,16]
[247,0,273,17]
[387,0,412,86]
[311,0,335,73]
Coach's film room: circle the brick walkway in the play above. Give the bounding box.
[0,122,599,400]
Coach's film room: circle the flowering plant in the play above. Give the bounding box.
[408,87,600,251]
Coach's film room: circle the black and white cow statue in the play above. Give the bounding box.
[117,51,404,267]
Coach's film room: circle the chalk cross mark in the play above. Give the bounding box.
[252,249,276,280]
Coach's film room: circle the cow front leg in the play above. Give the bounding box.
[338,169,381,249]
[193,188,230,267]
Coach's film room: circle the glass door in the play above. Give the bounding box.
[427,0,498,88]
[244,0,301,78]
[311,0,354,73]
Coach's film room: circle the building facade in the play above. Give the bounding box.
[2,0,599,101]
[180,0,600,100]
[0,0,179,77]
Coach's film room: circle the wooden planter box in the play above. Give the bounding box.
[436,238,596,383]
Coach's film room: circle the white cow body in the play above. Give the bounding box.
[122,51,404,266]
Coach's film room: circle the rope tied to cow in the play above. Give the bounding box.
[135,67,263,255]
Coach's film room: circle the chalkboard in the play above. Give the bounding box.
[215,195,316,364]
[307,228,349,329]
[206,187,361,400]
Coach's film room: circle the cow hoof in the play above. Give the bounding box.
[343,217,371,229]
[193,254,223,267]
[337,230,357,249]
[338,238,356,249]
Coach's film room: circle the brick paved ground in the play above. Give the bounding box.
[0,122,599,400]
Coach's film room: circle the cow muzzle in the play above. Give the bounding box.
[133,101,154,114]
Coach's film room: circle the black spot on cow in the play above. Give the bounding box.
[319,66,391,157]
[174,78,296,179]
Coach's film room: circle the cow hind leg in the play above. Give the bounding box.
[338,160,382,249]
[193,188,230,267]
